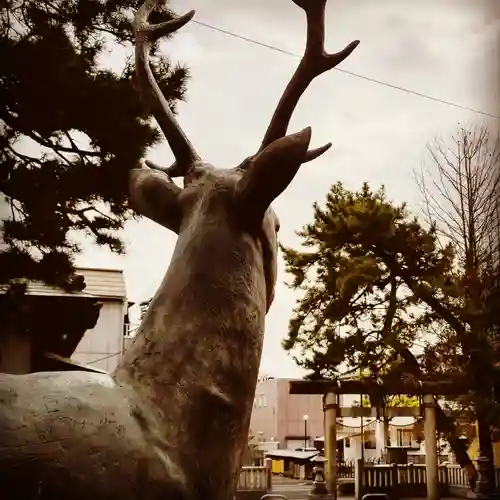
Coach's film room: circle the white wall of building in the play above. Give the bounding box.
[72,300,126,372]
[286,438,308,450]
[343,436,381,462]
[342,424,383,463]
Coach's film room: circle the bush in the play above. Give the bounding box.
[338,481,355,495]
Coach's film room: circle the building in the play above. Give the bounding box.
[250,376,324,449]
[314,416,423,463]
[70,268,130,372]
[0,267,130,374]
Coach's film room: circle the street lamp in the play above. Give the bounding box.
[303,414,309,450]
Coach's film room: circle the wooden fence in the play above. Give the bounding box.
[338,460,355,479]
[238,461,500,498]
[446,464,469,487]
[237,466,271,491]
[361,464,445,497]
[359,463,500,498]
[442,464,499,488]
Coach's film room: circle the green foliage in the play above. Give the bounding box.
[353,369,419,409]
[0,0,189,290]
[386,394,419,407]
[283,176,500,429]
[337,482,354,495]
[281,182,453,378]
[284,126,500,460]
[356,394,419,409]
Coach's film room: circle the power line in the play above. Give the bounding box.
[86,330,139,365]
[87,351,122,365]
[192,19,500,120]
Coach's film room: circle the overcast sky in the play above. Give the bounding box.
[76,0,500,377]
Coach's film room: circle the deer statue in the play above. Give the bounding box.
[0,0,358,499]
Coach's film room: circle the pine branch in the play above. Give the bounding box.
[379,250,467,338]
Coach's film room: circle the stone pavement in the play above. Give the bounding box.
[268,476,463,500]
[269,476,351,500]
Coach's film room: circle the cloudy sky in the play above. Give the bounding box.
[77,0,500,377]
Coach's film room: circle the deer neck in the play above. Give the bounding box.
[113,222,268,495]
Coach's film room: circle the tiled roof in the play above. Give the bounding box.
[0,267,126,300]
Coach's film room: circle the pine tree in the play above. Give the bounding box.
[0,0,188,290]
[281,181,479,485]
[281,182,453,377]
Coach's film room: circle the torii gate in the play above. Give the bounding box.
[289,378,465,500]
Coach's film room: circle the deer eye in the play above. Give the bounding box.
[275,220,280,233]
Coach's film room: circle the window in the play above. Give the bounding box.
[397,429,413,446]
[254,394,266,408]
[253,394,266,408]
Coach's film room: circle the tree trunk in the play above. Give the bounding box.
[435,403,478,488]
[394,348,478,487]
[477,413,495,487]
[379,266,478,487]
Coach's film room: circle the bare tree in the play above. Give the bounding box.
[416,125,500,272]
[415,123,500,488]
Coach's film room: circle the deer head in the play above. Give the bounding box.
[129,0,359,312]
[119,1,359,498]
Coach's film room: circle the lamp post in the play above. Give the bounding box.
[303,414,309,450]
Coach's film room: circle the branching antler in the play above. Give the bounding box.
[260,0,359,163]
[133,0,199,177]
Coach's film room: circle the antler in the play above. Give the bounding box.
[259,0,359,163]
[134,0,199,177]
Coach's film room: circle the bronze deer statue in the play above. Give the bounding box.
[0,0,358,499]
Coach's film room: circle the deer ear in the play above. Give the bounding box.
[129,168,183,233]
[235,127,312,218]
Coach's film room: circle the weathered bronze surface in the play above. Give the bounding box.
[0,1,358,498]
